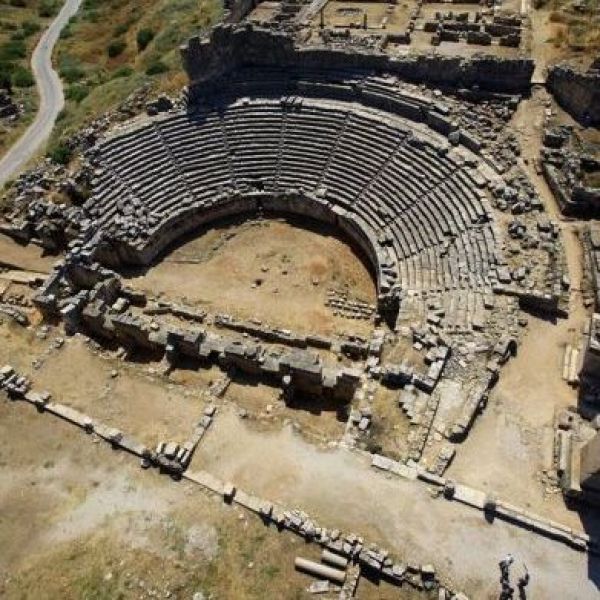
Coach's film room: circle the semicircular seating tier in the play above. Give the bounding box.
[84,96,503,315]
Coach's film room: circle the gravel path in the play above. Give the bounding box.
[0,0,82,187]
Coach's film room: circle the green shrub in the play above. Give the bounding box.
[12,66,34,87]
[85,10,99,23]
[9,0,27,7]
[145,60,168,76]
[65,84,89,103]
[59,63,85,83]
[39,1,58,18]
[22,20,41,38]
[0,64,14,89]
[113,23,129,37]
[107,40,126,58]
[113,65,133,78]
[0,39,27,61]
[48,143,72,165]
[136,28,154,51]
[59,25,73,39]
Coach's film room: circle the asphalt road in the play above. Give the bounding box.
[0,0,82,187]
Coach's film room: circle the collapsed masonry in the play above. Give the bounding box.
[553,313,600,506]
[34,261,361,403]
[584,222,600,310]
[423,10,522,49]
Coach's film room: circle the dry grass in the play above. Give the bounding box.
[543,0,600,52]
[548,10,568,23]
[1,493,313,600]
[49,0,223,149]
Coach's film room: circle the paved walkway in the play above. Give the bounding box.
[0,0,82,187]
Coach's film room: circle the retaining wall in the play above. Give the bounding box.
[181,24,534,94]
[547,64,600,127]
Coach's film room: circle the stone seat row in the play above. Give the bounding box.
[88,97,497,294]
[98,100,466,218]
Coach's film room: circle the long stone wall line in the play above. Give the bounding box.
[181,24,535,94]
[369,453,595,554]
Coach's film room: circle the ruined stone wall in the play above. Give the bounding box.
[580,431,600,495]
[181,24,534,94]
[586,223,600,310]
[542,163,600,217]
[573,185,600,209]
[547,64,600,127]
[542,162,573,214]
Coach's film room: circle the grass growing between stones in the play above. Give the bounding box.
[49,0,223,150]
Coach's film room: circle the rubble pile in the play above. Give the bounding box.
[541,126,600,217]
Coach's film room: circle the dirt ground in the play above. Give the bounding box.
[0,397,327,600]
[312,1,412,33]
[224,378,349,444]
[248,1,280,23]
[193,407,600,599]
[0,233,57,272]
[528,3,599,81]
[0,317,207,449]
[365,386,411,461]
[125,217,376,338]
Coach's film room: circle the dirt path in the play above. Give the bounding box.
[447,312,584,524]
[0,0,83,186]
[194,407,599,599]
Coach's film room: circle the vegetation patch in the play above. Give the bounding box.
[0,0,59,156]
[136,27,154,52]
[539,0,600,52]
[107,39,126,58]
[50,0,223,151]
[47,141,73,165]
[11,64,34,87]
